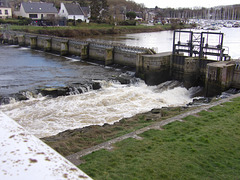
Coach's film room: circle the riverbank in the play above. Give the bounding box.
[41,96,212,156]
[75,93,240,179]
[9,23,194,38]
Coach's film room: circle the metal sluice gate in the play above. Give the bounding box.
[172,30,231,61]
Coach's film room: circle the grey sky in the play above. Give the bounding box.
[133,0,240,8]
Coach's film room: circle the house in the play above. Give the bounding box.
[0,0,12,19]
[58,3,90,23]
[16,2,58,20]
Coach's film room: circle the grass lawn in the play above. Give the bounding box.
[79,97,240,180]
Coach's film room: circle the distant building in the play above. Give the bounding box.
[15,2,58,20]
[0,0,12,19]
[58,3,90,23]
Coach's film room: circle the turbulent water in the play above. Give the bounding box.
[1,27,239,138]
[0,80,201,138]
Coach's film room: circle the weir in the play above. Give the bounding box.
[0,30,239,97]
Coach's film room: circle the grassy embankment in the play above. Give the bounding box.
[9,23,192,38]
[78,97,240,179]
[42,107,192,156]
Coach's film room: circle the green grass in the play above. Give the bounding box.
[79,97,240,180]
[8,23,190,38]
[43,107,191,156]
[10,23,115,31]
[9,23,169,30]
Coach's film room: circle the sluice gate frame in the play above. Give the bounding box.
[172,30,231,61]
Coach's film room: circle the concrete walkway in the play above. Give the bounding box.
[66,93,240,166]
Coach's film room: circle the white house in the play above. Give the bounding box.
[0,0,12,19]
[17,2,58,20]
[58,3,90,23]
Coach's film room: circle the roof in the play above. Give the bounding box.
[81,7,90,16]
[22,2,58,14]
[64,3,89,16]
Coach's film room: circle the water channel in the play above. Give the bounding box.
[0,28,239,138]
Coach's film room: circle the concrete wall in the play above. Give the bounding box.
[1,31,151,67]
[36,36,52,51]
[171,54,185,81]
[2,31,240,97]
[171,55,221,88]
[137,52,172,85]
[114,47,139,67]
[89,43,113,62]
[24,34,31,47]
[68,40,88,57]
[231,60,240,89]
[205,61,235,97]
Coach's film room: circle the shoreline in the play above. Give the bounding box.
[41,92,239,166]
[41,96,213,157]
[9,24,195,39]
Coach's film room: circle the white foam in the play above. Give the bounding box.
[0,81,198,138]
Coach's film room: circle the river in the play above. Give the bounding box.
[0,27,239,138]
[87,27,240,59]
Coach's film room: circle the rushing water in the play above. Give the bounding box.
[0,81,201,138]
[0,28,240,138]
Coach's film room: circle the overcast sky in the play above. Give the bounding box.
[133,0,240,8]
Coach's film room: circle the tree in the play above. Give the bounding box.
[126,11,136,20]
[76,0,89,7]
[90,0,109,22]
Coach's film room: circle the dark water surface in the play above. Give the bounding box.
[0,45,123,96]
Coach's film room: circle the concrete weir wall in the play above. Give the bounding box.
[136,52,172,85]
[1,31,240,96]
[137,53,240,96]
[1,31,151,67]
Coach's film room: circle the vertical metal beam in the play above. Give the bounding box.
[199,32,203,59]
[189,31,193,57]
[220,33,224,61]
[172,30,176,55]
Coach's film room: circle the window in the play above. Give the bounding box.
[0,10,2,15]
[29,14,38,18]
[5,10,8,15]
